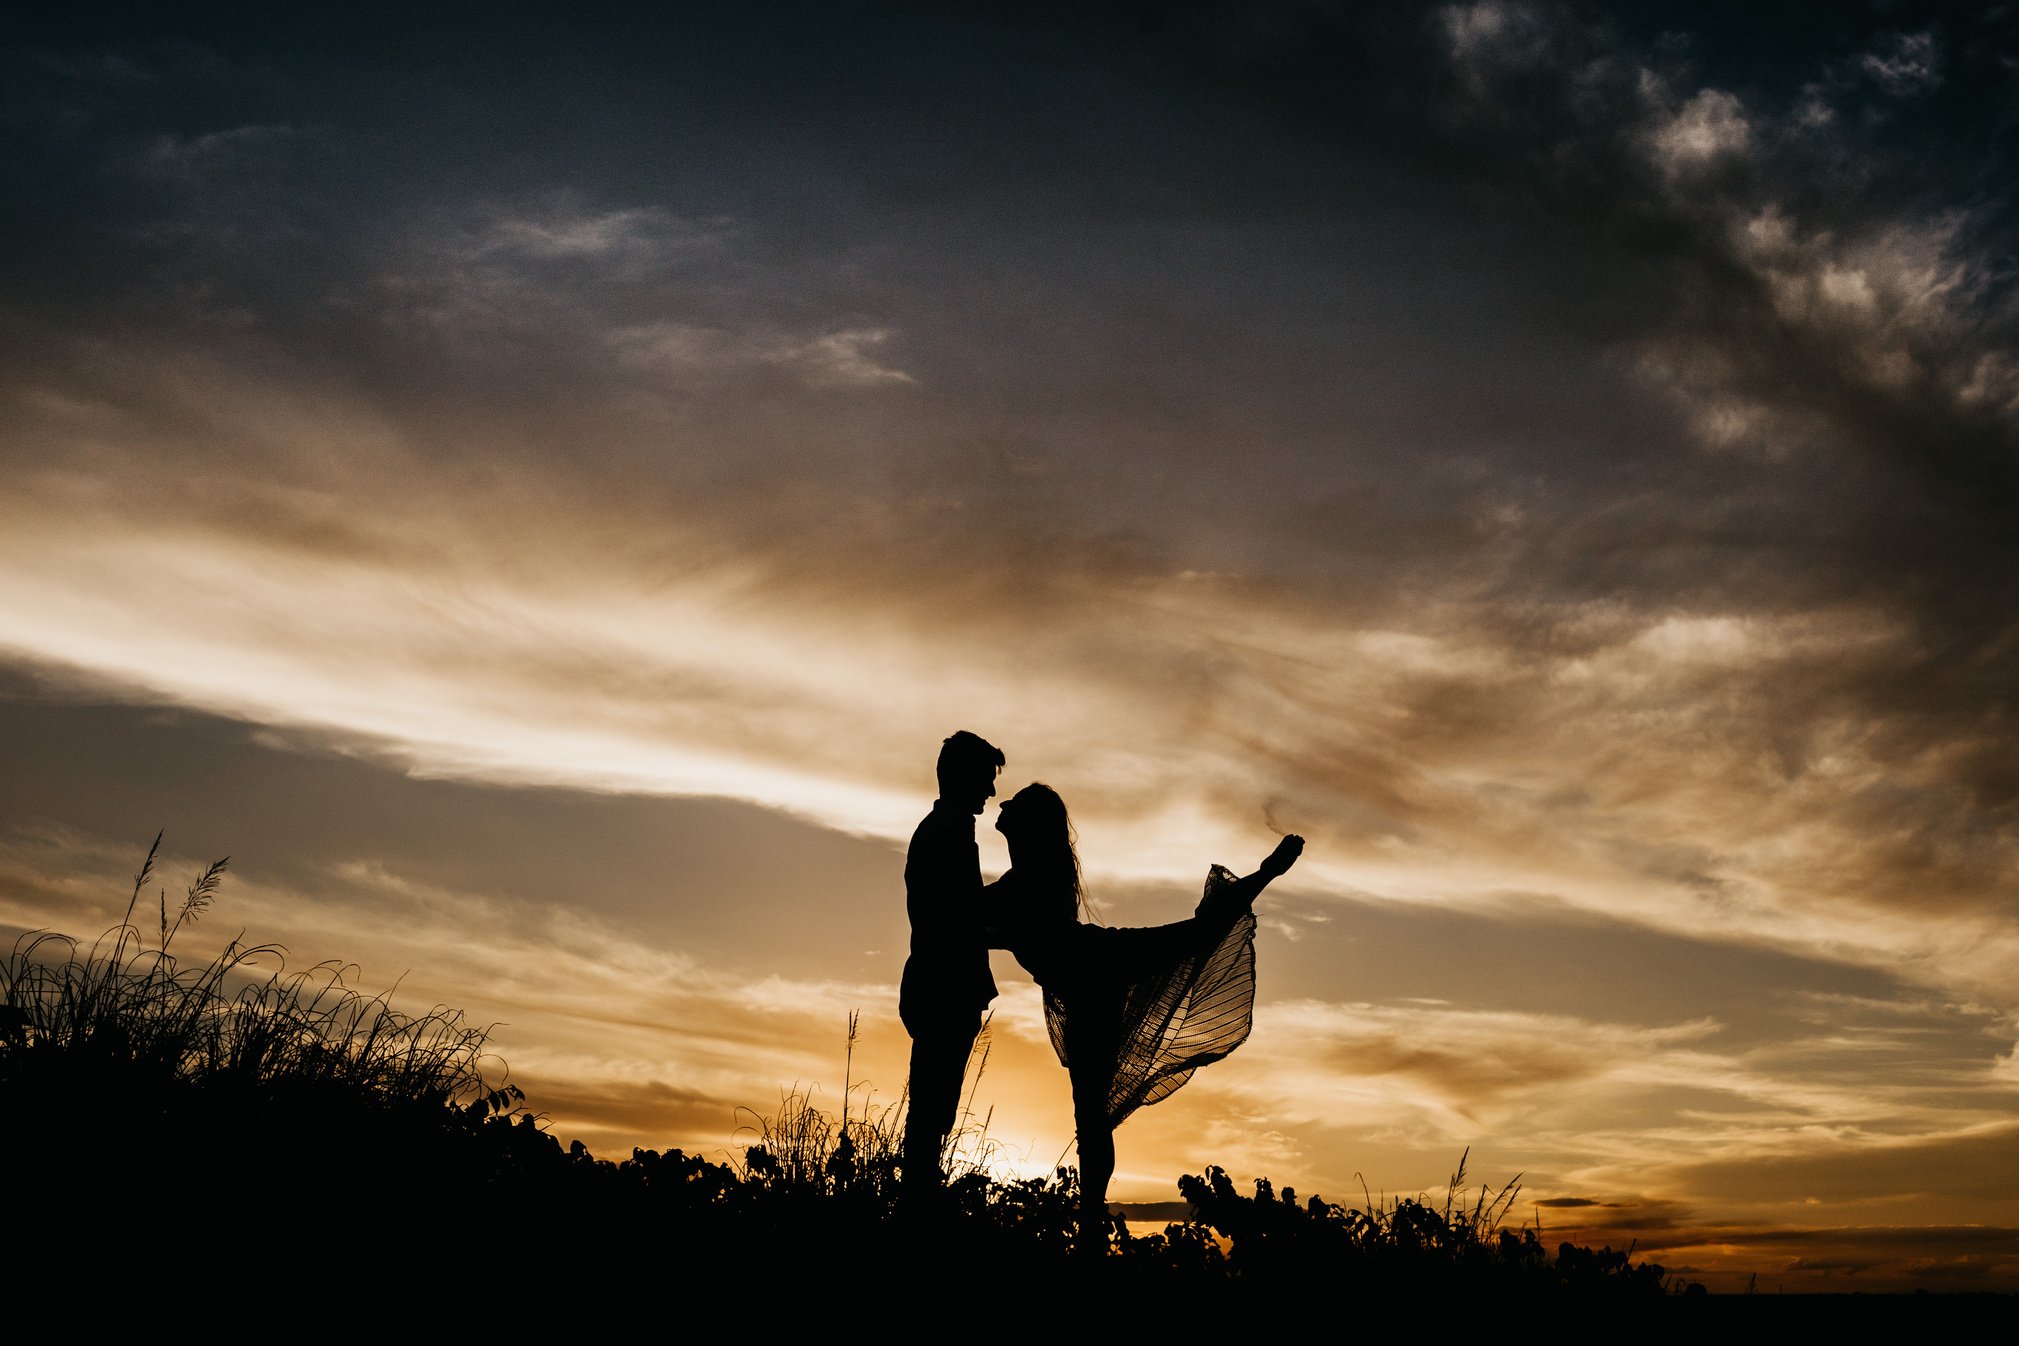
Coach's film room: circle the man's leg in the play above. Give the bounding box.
[902,1013,981,1190]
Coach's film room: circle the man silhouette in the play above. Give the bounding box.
[900,730,1004,1192]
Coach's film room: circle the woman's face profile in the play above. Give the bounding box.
[997,786,1048,838]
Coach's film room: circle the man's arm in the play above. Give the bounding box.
[905,810,984,944]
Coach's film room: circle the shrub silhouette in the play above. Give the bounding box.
[1176,1154,1674,1295]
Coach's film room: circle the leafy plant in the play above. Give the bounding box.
[1175,1148,1677,1295]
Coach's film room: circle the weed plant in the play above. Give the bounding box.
[733,1012,999,1204]
[1,834,520,1294]
[1,833,505,1115]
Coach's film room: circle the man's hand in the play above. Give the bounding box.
[1259,834,1304,880]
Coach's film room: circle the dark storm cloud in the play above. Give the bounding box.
[3,4,1637,515]
[1107,3,2019,931]
[1430,8,2019,703]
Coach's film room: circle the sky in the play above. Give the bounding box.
[4,1,2018,1291]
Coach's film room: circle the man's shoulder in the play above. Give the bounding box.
[907,804,977,890]
[909,802,974,847]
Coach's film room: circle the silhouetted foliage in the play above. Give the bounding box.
[3,837,1696,1319]
[1176,1157,1672,1296]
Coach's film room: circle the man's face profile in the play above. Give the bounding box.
[937,731,1003,814]
[953,762,997,814]
[940,757,992,813]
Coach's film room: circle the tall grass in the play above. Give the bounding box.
[734,1009,1001,1203]
[0,832,509,1116]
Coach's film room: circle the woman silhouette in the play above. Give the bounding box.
[986,783,1303,1250]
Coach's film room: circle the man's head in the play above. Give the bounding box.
[937,731,1005,813]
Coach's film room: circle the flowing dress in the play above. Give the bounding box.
[996,865,1261,1130]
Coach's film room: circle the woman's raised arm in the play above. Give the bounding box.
[1199,834,1304,919]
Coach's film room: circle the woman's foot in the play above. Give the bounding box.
[1076,1205,1115,1257]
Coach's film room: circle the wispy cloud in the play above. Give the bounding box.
[346,199,926,392]
[612,320,915,388]
[1861,31,1942,98]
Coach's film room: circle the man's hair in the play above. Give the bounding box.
[937,730,1005,788]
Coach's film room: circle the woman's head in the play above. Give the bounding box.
[995,783,1082,922]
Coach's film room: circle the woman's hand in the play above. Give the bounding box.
[1258,834,1304,880]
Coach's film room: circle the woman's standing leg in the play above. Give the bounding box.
[1068,1045,1117,1252]
[1074,1004,1122,1259]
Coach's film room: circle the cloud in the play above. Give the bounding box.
[1442,1,1551,77]
[473,205,710,262]
[1202,999,1707,1151]
[3,379,2017,1005]
[779,327,916,387]
[1646,88,1750,176]
[1171,984,2019,1204]
[349,199,925,393]
[612,320,916,388]
[144,122,305,173]
[1861,31,1942,98]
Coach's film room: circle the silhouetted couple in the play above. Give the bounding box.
[900,730,1303,1250]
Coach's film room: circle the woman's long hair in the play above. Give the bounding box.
[1002,783,1083,926]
